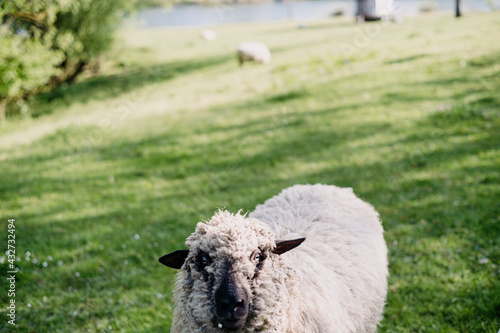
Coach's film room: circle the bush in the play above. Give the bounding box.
[0,0,139,120]
[0,33,63,120]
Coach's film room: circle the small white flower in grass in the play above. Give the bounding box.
[478,258,489,264]
[32,258,39,264]
[25,257,30,261]
[42,262,48,267]
[0,257,4,264]
[157,293,163,298]
[47,255,53,261]
[72,311,78,317]
[124,260,129,265]
[75,272,80,277]
[122,244,127,250]
[58,260,63,267]
[27,303,31,308]
[134,234,140,240]
[453,200,459,206]
[16,256,21,262]
[26,251,31,256]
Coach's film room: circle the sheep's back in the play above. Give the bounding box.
[249,184,388,333]
[237,42,271,63]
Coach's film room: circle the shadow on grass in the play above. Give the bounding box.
[29,54,234,117]
[385,54,427,65]
[265,89,310,103]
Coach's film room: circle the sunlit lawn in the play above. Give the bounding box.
[0,11,499,332]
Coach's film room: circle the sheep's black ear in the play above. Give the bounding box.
[159,250,189,269]
[273,238,306,255]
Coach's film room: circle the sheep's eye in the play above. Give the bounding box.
[197,252,211,268]
[251,250,264,263]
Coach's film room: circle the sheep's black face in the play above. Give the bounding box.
[192,251,251,330]
[193,248,266,331]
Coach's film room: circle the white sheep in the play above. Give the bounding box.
[237,42,271,65]
[201,29,217,41]
[159,184,388,332]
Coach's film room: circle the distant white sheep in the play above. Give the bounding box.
[159,184,388,332]
[201,29,217,41]
[237,42,271,65]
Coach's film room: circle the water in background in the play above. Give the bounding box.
[134,0,499,27]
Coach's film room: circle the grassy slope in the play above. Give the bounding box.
[0,12,499,333]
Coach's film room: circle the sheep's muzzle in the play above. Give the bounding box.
[214,271,249,331]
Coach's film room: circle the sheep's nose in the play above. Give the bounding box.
[217,295,247,317]
[215,273,249,330]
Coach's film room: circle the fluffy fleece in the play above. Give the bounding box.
[160,184,388,332]
[237,42,271,65]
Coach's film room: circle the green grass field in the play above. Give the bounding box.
[1,11,499,332]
